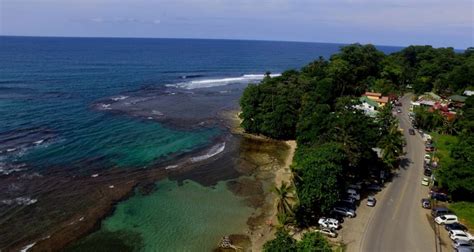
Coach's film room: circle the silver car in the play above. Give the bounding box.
[367,196,377,207]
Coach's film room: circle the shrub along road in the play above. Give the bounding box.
[360,95,440,252]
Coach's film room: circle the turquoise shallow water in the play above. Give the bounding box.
[19,115,219,169]
[70,179,253,251]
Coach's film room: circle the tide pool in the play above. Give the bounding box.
[68,179,253,251]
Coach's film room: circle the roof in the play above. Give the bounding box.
[374,96,389,103]
[448,95,467,103]
[360,96,379,108]
[364,92,382,97]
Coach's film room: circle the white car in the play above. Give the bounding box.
[435,214,459,225]
[449,230,474,242]
[318,217,340,229]
[421,177,430,186]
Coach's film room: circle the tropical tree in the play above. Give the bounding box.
[378,123,404,169]
[376,103,396,135]
[263,229,297,252]
[296,232,332,252]
[274,181,296,217]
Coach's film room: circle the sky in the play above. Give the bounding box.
[1,0,473,48]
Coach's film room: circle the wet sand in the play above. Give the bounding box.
[221,110,296,251]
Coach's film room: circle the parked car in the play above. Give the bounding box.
[367,196,376,207]
[341,197,356,204]
[449,230,474,242]
[367,184,382,192]
[347,189,361,201]
[332,207,356,218]
[425,145,435,152]
[446,223,469,232]
[454,247,474,252]
[424,168,432,176]
[408,128,415,135]
[431,192,450,202]
[318,217,340,230]
[435,214,459,225]
[348,182,363,190]
[421,177,430,186]
[431,207,452,218]
[336,201,356,211]
[328,213,345,223]
[421,198,431,209]
[315,228,338,238]
[452,240,474,250]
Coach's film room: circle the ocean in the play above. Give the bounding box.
[0,36,401,251]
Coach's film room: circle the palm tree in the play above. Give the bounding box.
[379,123,404,169]
[273,181,296,217]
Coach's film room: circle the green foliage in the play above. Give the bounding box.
[436,96,474,200]
[450,202,474,229]
[240,43,474,229]
[294,143,347,223]
[437,134,474,200]
[263,229,297,252]
[390,45,470,95]
[274,181,296,217]
[297,232,332,252]
[378,123,404,169]
[413,106,444,132]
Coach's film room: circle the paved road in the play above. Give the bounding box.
[360,95,438,252]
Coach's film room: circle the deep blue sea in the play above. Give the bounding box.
[0,36,401,251]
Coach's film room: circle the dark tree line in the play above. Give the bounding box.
[438,96,474,200]
[240,44,473,249]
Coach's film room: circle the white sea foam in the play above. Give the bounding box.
[101,104,111,110]
[190,142,226,163]
[20,242,36,252]
[111,95,129,101]
[0,162,27,175]
[20,172,42,179]
[167,73,281,89]
[34,139,44,145]
[165,165,178,170]
[1,197,37,206]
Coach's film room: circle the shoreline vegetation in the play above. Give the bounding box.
[237,43,473,251]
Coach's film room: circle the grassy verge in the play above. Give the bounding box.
[450,202,474,230]
[429,132,458,168]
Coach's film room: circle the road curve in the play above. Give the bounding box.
[360,94,437,252]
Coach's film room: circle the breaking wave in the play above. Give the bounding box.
[167,73,281,89]
[1,197,38,206]
[190,142,225,163]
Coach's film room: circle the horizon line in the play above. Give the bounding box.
[2,34,466,50]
